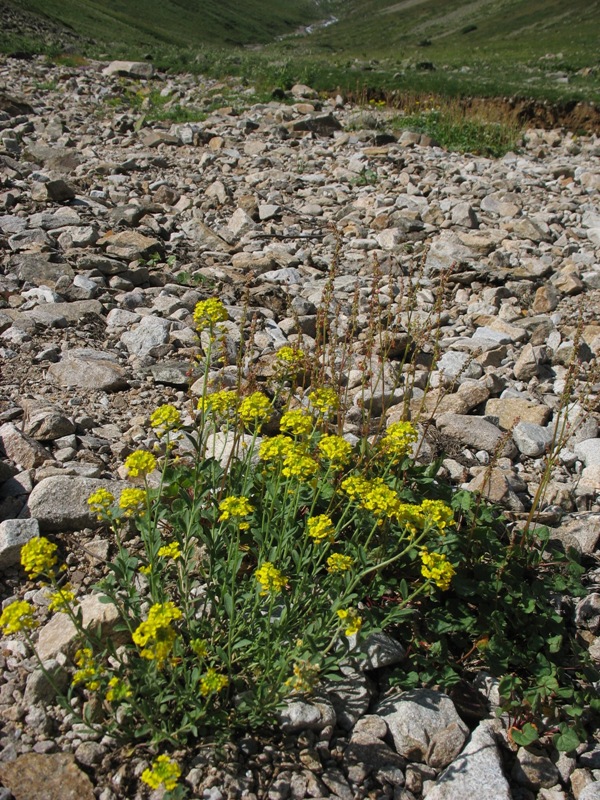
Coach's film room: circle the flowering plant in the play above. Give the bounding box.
[2,295,598,795]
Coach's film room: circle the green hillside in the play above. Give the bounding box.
[318,0,599,66]
[0,0,598,104]
[1,0,322,50]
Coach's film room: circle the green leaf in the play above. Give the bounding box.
[233,639,253,650]
[223,593,234,617]
[553,727,581,753]
[510,723,539,747]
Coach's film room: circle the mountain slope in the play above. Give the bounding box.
[1,0,322,50]
[315,0,599,67]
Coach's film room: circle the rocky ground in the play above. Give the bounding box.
[1,55,600,800]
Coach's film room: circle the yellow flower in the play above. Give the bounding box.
[141,754,181,792]
[47,586,76,613]
[308,387,339,414]
[198,389,238,418]
[317,434,352,468]
[87,488,115,519]
[341,474,370,501]
[276,346,306,373]
[326,553,354,574]
[361,478,400,519]
[378,421,418,460]
[420,499,454,533]
[149,404,181,436]
[282,451,319,482]
[124,450,157,478]
[20,537,58,579]
[72,647,102,691]
[193,298,228,331]
[259,434,294,462]
[238,391,272,428]
[336,608,362,637]
[285,659,320,693]
[0,600,38,634]
[280,409,313,437]
[420,548,456,591]
[395,503,425,535]
[157,542,182,560]
[118,488,147,517]
[255,562,287,595]
[307,515,335,543]
[190,638,208,659]
[105,676,132,702]
[132,602,183,666]
[199,668,229,696]
[218,496,254,529]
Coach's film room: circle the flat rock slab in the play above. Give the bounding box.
[436,413,517,458]
[0,518,40,569]
[375,688,468,764]
[0,752,94,800]
[0,422,51,469]
[425,721,511,800]
[47,352,129,392]
[11,253,74,287]
[21,476,131,532]
[549,513,600,555]
[102,60,154,79]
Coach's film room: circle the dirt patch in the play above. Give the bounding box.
[355,87,600,134]
[465,96,600,134]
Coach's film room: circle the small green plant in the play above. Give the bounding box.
[351,167,379,186]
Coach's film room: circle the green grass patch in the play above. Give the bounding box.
[388,105,523,157]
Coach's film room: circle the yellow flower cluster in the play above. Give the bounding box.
[20,537,58,579]
[47,586,76,613]
[190,638,208,659]
[378,421,418,460]
[255,562,287,595]
[0,600,38,634]
[118,488,147,517]
[336,607,362,637]
[326,553,354,574]
[396,503,426,535]
[141,754,181,792]
[420,549,456,591]
[87,488,115,519]
[276,346,306,372]
[198,389,238,418]
[281,450,319,481]
[238,391,272,428]
[157,542,182,560]
[218,495,254,529]
[199,668,229,696]
[308,387,339,414]
[72,647,101,691]
[317,434,352,468]
[307,515,335,543]
[340,474,370,501]
[285,659,320,693]
[149,404,181,436]
[420,499,454,532]
[259,434,293,461]
[124,450,157,478]
[362,478,402,518]
[193,298,228,331]
[280,409,313,437]
[132,602,182,666]
[105,676,132,702]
